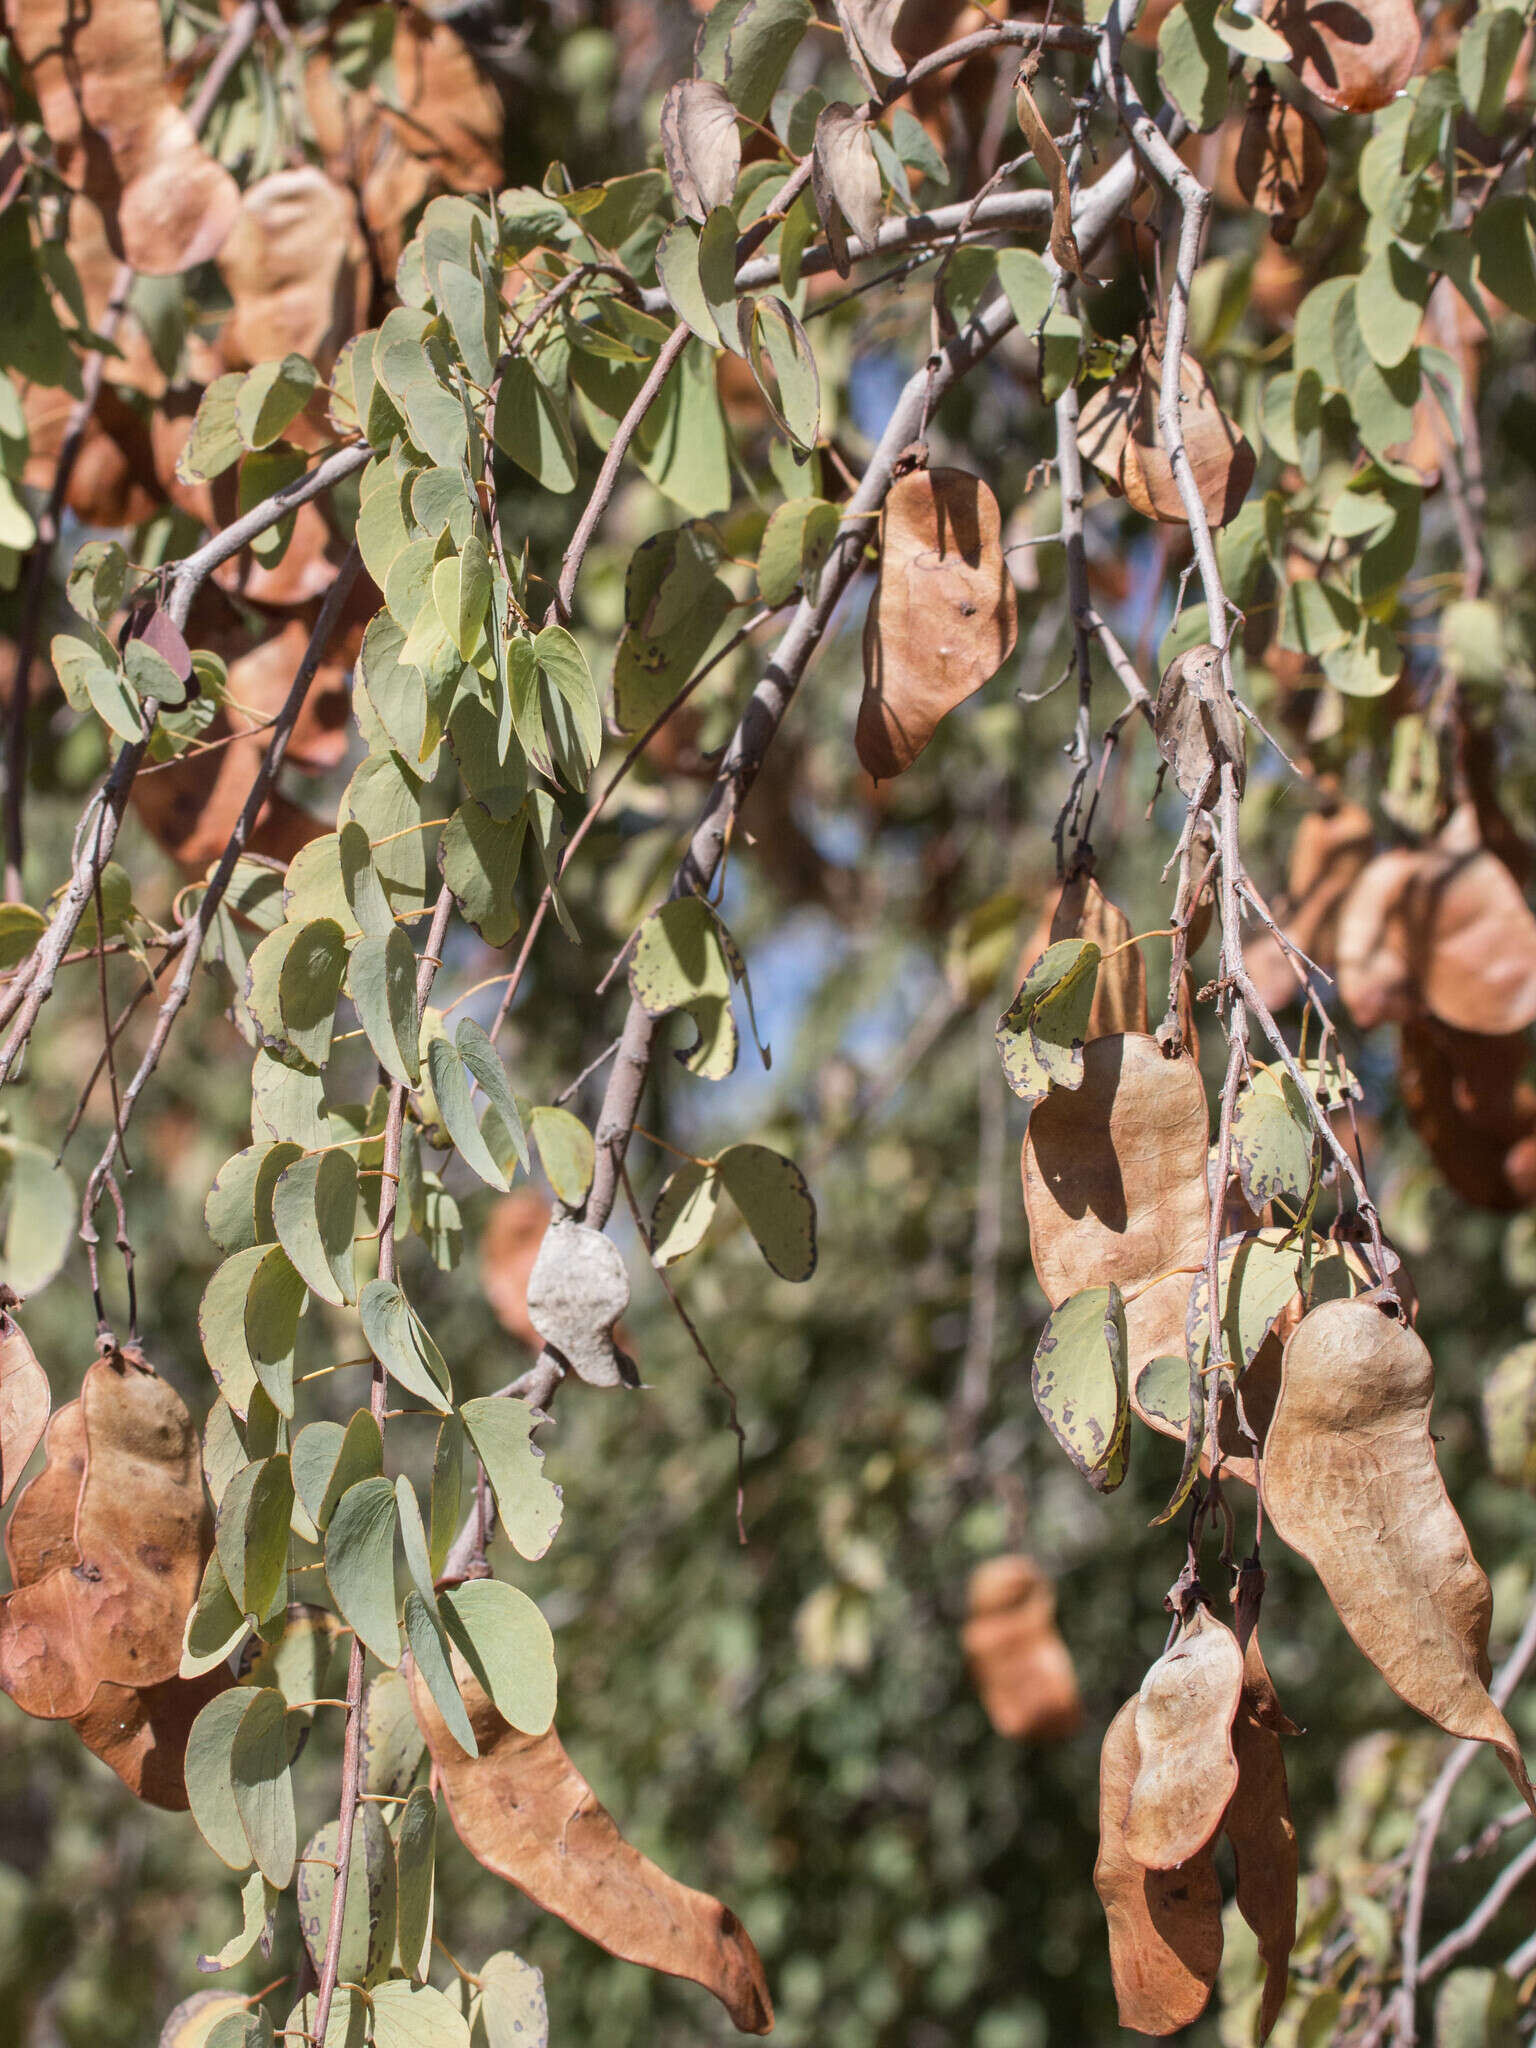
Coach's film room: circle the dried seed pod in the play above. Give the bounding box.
[0,1308,49,1505]
[1095,1697,1222,2035]
[856,468,1019,779]
[1019,875,1148,1040]
[1271,0,1421,112]
[69,1668,233,1811]
[1399,1018,1536,1213]
[1078,333,1255,531]
[1225,1643,1299,2042]
[1235,73,1327,244]
[216,167,371,376]
[1125,1604,1244,1869]
[481,1190,553,1352]
[1265,1297,1536,1807]
[409,1662,773,2033]
[1155,643,1246,807]
[962,1555,1082,1743]
[1245,802,1374,1012]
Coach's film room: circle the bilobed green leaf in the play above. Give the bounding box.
[370,1979,471,2048]
[349,928,421,1087]
[197,1869,276,1975]
[53,631,140,742]
[229,1688,297,1889]
[1031,1285,1130,1492]
[757,496,840,606]
[1475,194,1536,316]
[251,1049,331,1150]
[440,802,525,948]
[696,0,814,122]
[187,1689,257,1871]
[205,1144,301,1255]
[215,1456,294,1620]
[1459,6,1525,133]
[339,819,397,939]
[1356,245,1430,370]
[281,1989,369,2048]
[394,1473,439,1614]
[200,1247,269,1417]
[235,355,318,449]
[273,917,347,1068]
[396,1786,437,1981]
[342,749,430,914]
[455,1021,530,1172]
[0,901,44,971]
[271,1150,358,1308]
[610,524,734,732]
[325,1475,402,1664]
[493,358,578,493]
[204,2011,273,2048]
[429,1414,466,1579]
[402,1590,478,1757]
[995,939,1101,1104]
[359,1279,452,1412]
[1213,1,1289,59]
[650,1159,720,1267]
[440,1577,557,1735]
[478,1953,549,2048]
[245,1605,345,1718]
[292,1408,383,1534]
[1432,1965,1519,2048]
[628,896,744,1079]
[740,295,820,450]
[1229,1070,1316,1212]
[698,205,742,354]
[1158,0,1228,131]
[438,259,499,387]
[534,625,601,780]
[1322,619,1405,698]
[237,445,305,565]
[295,1809,397,1989]
[243,1243,306,1416]
[528,1105,594,1205]
[461,1397,564,1561]
[428,1035,510,1191]
[717,1142,817,1281]
[656,221,716,344]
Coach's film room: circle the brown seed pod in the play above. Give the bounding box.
[0,1309,49,1506]
[1078,333,1255,531]
[962,1555,1083,1743]
[1234,73,1327,245]
[856,467,1019,779]
[216,167,371,376]
[1125,1604,1244,1870]
[1398,1018,1536,1213]
[1270,0,1421,112]
[481,1190,553,1353]
[1265,1297,1536,1807]
[408,1661,773,2034]
[1094,1697,1223,2035]
[1226,1642,1299,2042]
[1245,802,1374,1012]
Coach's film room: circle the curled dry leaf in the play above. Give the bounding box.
[1265,1297,1536,1807]
[1014,73,1081,275]
[813,102,884,268]
[1155,643,1246,807]
[9,0,240,274]
[857,468,1018,779]
[660,79,742,224]
[0,1309,49,1504]
[1125,1604,1243,1870]
[837,0,906,76]
[524,1220,637,1388]
[1020,874,1148,1040]
[408,1661,773,2034]
[216,168,371,376]
[0,1349,211,1720]
[1225,1639,1298,2042]
[1245,802,1373,1012]
[1269,0,1421,111]
[481,1191,553,1352]
[1095,1697,1222,2035]
[1023,1032,1210,1384]
[1078,333,1256,530]
[962,1555,1082,1742]
[1234,73,1327,245]
[1399,1018,1536,1213]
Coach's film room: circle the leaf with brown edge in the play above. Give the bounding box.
[813,102,884,260]
[69,1667,234,1812]
[1270,0,1420,111]
[406,1660,773,2034]
[1265,1296,1536,1809]
[1125,1604,1243,1869]
[0,1309,48,1504]
[1225,1642,1298,2043]
[1078,332,1256,530]
[1095,1697,1222,2035]
[0,1349,211,1720]
[1020,874,1148,1039]
[1235,73,1327,246]
[856,467,1018,780]
[1155,642,1247,807]
[8,0,240,275]
[660,79,741,224]
[962,1555,1082,1743]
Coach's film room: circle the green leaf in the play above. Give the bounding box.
[200,1248,270,1418]
[1432,1965,1519,2048]
[534,626,601,780]
[610,525,734,732]
[370,1980,471,2048]
[1229,1071,1316,1211]
[271,1149,358,1308]
[361,1668,427,1797]
[440,802,526,947]
[457,1021,531,1171]
[429,1414,467,1578]
[326,1475,402,1664]
[340,819,400,940]
[696,0,814,122]
[740,295,820,450]
[53,631,141,742]
[296,1809,397,1989]
[0,1139,75,1298]
[461,1397,563,1561]
[197,1870,276,1974]
[281,1990,369,2048]
[717,1142,817,1281]
[628,896,745,1079]
[251,1049,331,1150]
[402,1590,478,1757]
[396,1786,437,1981]
[181,1550,251,1677]
[205,1144,301,1256]
[698,205,741,353]
[1213,1,1290,60]
[66,540,130,624]
[237,445,305,565]
[235,356,319,449]
[1459,6,1525,133]
[439,1578,557,1735]
[478,1953,549,2048]
[359,1279,452,1412]
[245,1605,345,1718]
[427,1035,511,1191]
[215,1456,294,1620]
[1476,194,1536,318]
[493,358,578,493]
[1031,1285,1130,1492]
[994,939,1100,1104]
[229,1687,297,1889]
[1189,1233,1304,1372]
[177,373,246,483]
[757,497,840,606]
[278,919,348,1068]
[0,901,44,972]
[1356,246,1430,369]
[650,1159,720,1267]
[204,2013,273,2048]
[342,750,430,915]
[1281,576,1357,657]
[655,221,717,344]
[292,1408,383,1534]
[528,1105,594,1206]
[1322,620,1404,698]
[1484,1340,1536,1488]
[1158,0,1228,131]
[349,928,421,1088]
[634,335,732,517]
[187,1689,257,1871]
[243,1243,306,1417]
[439,259,499,388]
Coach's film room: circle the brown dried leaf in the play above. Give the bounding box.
[1014,75,1081,276]
[217,168,371,377]
[1265,1297,1536,1807]
[1125,1604,1243,1869]
[0,1349,211,1720]
[1022,1034,1210,1387]
[9,0,240,274]
[0,1311,49,1506]
[1270,0,1421,112]
[1079,335,1256,530]
[836,0,906,76]
[1155,642,1247,806]
[660,78,742,224]
[857,467,1019,779]
[1234,74,1327,245]
[481,1191,552,1353]
[962,1555,1082,1743]
[408,1661,773,2033]
[1094,1697,1222,2035]
[1399,1018,1536,1213]
[1225,1647,1298,2042]
[1021,875,1148,1039]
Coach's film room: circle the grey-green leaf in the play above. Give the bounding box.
[325,1475,402,1665]
[439,1577,557,1735]
[359,1279,452,1412]
[395,1786,437,1982]
[461,1397,563,1562]
[229,1688,297,1888]
[995,939,1101,1104]
[272,1149,358,1307]
[427,1035,510,1191]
